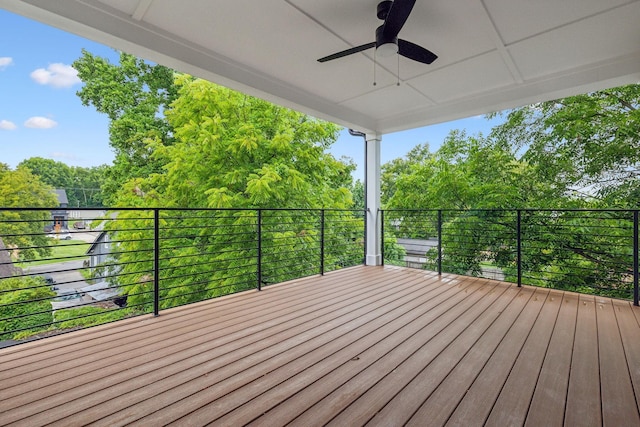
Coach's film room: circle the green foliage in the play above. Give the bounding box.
[143,77,350,209]
[387,131,561,211]
[381,143,432,206]
[93,78,360,310]
[382,84,640,298]
[73,50,178,204]
[53,306,129,329]
[382,234,406,267]
[490,84,640,205]
[350,180,365,211]
[0,164,57,260]
[16,157,72,191]
[18,157,108,207]
[0,276,55,340]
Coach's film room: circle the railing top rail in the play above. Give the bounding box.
[0,207,366,212]
[380,208,639,213]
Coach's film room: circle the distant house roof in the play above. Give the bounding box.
[53,189,68,205]
[396,238,438,256]
[86,230,109,255]
[80,281,122,301]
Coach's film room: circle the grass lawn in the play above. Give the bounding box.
[479,261,498,267]
[17,240,90,267]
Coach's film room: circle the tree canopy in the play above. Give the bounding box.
[114,76,352,209]
[73,50,178,204]
[18,157,107,207]
[382,83,640,298]
[90,75,359,311]
[0,163,57,261]
[385,131,560,210]
[489,84,640,205]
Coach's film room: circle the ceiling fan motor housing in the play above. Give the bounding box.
[377,1,393,20]
[375,25,398,56]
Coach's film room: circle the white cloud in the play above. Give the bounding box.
[50,152,80,161]
[24,116,58,129]
[30,63,81,88]
[0,57,13,70]
[0,120,17,130]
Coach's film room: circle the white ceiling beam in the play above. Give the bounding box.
[131,0,154,21]
[479,0,524,84]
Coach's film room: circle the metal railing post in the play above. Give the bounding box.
[320,209,325,275]
[362,208,367,265]
[634,210,638,306]
[153,208,160,316]
[517,209,522,287]
[380,209,385,266]
[437,210,442,275]
[257,209,262,291]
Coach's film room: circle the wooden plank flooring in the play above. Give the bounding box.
[1,265,640,426]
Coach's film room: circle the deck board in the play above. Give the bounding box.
[597,298,640,426]
[524,293,579,427]
[613,299,640,416]
[565,295,602,427]
[325,281,511,426]
[445,288,549,427]
[285,278,490,427]
[108,271,451,426]
[1,265,639,426]
[348,283,520,427]
[485,289,563,426]
[403,286,534,427]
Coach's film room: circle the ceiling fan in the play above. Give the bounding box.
[318,0,437,65]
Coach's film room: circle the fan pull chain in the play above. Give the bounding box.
[397,53,400,86]
[373,48,377,86]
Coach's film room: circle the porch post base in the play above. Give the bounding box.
[366,254,382,266]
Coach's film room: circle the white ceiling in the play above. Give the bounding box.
[3,0,640,135]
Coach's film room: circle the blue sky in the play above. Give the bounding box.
[0,8,500,181]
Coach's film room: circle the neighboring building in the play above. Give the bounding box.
[396,237,505,280]
[51,189,69,231]
[396,238,438,269]
[86,230,110,278]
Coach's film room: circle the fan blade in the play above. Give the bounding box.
[382,0,416,39]
[318,42,376,62]
[398,39,437,64]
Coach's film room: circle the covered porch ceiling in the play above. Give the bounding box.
[2,0,640,135]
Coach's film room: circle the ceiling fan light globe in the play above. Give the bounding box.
[377,42,397,57]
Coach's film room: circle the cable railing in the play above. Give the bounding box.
[381,209,639,304]
[0,207,365,345]
[5,205,634,346]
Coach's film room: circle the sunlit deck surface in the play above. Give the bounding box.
[2,265,640,426]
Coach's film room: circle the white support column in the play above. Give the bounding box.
[365,133,382,265]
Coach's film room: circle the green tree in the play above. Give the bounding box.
[67,164,108,207]
[0,163,57,260]
[17,157,72,190]
[104,78,360,310]
[383,94,638,297]
[145,76,350,209]
[490,84,640,205]
[0,276,55,340]
[73,50,178,203]
[388,131,557,211]
[18,157,108,207]
[381,143,431,205]
[351,179,365,210]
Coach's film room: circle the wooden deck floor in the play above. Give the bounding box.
[1,265,640,426]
